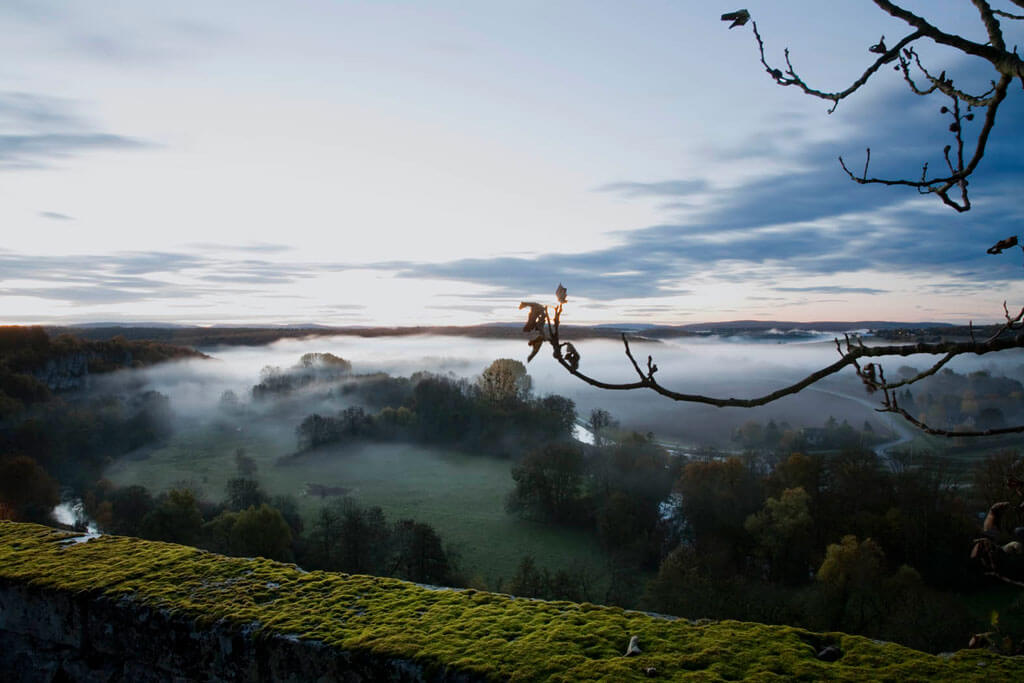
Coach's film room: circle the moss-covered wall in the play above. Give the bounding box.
[1,521,1021,681]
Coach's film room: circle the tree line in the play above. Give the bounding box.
[83,467,460,587]
[285,359,576,459]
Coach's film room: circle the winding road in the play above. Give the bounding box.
[807,387,916,466]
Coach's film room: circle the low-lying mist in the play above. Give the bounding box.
[92,332,1024,449]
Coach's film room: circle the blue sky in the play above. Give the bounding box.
[1,1,1022,325]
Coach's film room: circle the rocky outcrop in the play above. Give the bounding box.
[2,522,1022,682]
[32,352,98,392]
[0,581,474,682]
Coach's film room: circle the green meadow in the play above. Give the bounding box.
[104,424,608,590]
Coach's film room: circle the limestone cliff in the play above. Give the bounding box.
[1,522,1021,681]
[32,351,98,392]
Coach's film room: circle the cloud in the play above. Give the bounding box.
[0,90,150,170]
[773,286,889,295]
[382,253,665,301]
[0,248,308,306]
[0,92,80,129]
[0,249,363,309]
[426,303,505,314]
[922,283,991,294]
[0,0,54,22]
[164,18,230,42]
[38,211,73,221]
[0,285,243,305]
[597,179,708,198]
[0,133,146,169]
[187,242,292,254]
[0,2,229,65]
[0,251,190,281]
[377,199,1019,300]
[202,271,299,285]
[0,250,240,306]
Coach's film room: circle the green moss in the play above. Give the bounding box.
[2,521,1022,682]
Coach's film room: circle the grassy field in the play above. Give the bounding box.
[104,424,609,591]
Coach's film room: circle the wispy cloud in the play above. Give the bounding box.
[773,286,889,295]
[187,242,292,254]
[0,92,80,129]
[0,133,146,169]
[597,179,708,198]
[0,2,229,65]
[0,249,354,309]
[38,211,73,221]
[0,90,149,169]
[0,285,245,305]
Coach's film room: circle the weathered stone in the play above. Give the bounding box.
[817,645,843,662]
[0,581,483,682]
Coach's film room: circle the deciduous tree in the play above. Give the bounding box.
[0,456,59,523]
[506,441,585,522]
[476,358,532,405]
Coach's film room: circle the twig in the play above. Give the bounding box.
[878,400,1024,437]
[745,0,1021,212]
[525,291,1024,416]
[751,20,921,114]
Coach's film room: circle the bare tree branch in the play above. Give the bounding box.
[849,303,1024,397]
[971,0,1008,51]
[835,73,1010,212]
[993,9,1024,20]
[859,361,1024,435]
[741,2,1021,212]
[834,301,1024,435]
[872,0,1022,76]
[861,352,957,391]
[899,48,1000,105]
[879,400,1024,436]
[751,21,921,113]
[523,289,1024,420]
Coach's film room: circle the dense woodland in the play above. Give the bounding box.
[0,326,205,511]
[0,325,204,416]
[2,326,1024,654]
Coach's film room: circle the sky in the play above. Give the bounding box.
[1,1,1022,326]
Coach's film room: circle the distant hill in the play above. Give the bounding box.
[675,320,953,332]
[48,320,965,348]
[596,321,952,332]
[47,323,640,348]
[639,321,956,339]
[66,322,190,329]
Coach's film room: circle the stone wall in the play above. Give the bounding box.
[0,580,475,682]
